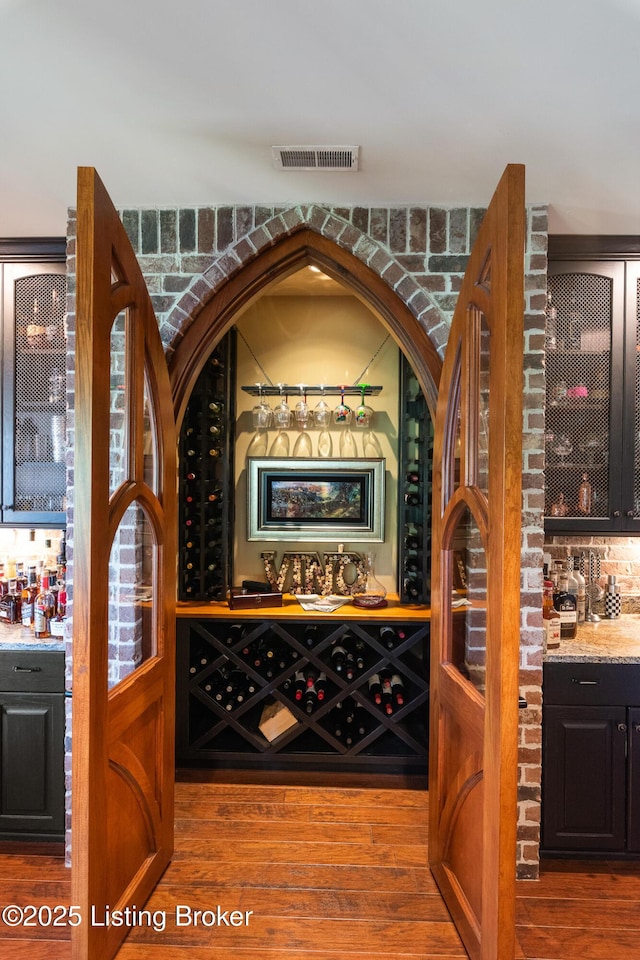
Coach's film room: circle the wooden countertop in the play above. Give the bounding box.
[545,614,640,663]
[176,593,431,623]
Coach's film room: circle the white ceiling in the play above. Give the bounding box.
[2,0,640,239]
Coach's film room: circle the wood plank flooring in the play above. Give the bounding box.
[0,774,639,958]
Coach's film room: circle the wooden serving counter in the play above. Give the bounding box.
[176,593,431,623]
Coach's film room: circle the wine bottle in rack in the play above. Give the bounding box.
[404,492,421,506]
[332,702,344,738]
[293,670,306,701]
[225,624,245,646]
[391,674,405,706]
[368,673,382,705]
[304,681,318,714]
[316,672,327,701]
[406,470,420,484]
[304,625,318,647]
[331,644,347,672]
[380,672,394,716]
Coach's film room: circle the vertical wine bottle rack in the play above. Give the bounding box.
[178,331,236,601]
[398,354,432,604]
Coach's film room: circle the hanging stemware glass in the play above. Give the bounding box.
[251,383,272,430]
[313,387,332,428]
[355,383,374,428]
[294,385,310,426]
[333,386,352,425]
[272,385,292,429]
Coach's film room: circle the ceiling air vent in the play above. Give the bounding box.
[272,145,359,171]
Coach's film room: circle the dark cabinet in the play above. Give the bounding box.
[546,239,640,534]
[0,241,67,527]
[0,649,65,841]
[542,661,640,857]
[176,612,429,773]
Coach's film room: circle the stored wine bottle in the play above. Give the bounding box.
[379,626,396,649]
[331,644,347,672]
[390,674,405,706]
[332,702,344,738]
[304,682,318,714]
[315,672,327,701]
[406,470,420,484]
[304,625,318,647]
[226,624,245,646]
[208,400,224,413]
[380,673,394,715]
[404,493,421,506]
[368,673,382,705]
[293,670,306,701]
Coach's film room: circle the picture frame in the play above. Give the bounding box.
[247,458,385,542]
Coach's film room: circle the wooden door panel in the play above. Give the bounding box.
[72,167,176,960]
[430,165,524,960]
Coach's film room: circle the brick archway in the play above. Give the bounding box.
[167,211,445,423]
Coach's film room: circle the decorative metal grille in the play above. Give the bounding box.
[14,272,67,512]
[545,272,612,519]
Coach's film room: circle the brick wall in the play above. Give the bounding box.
[64,201,548,876]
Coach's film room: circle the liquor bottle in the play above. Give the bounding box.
[33,574,56,639]
[368,673,382,705]
[577,473,592,515]
[542,579,561,649]
[390,674,405,706]
[571,556,586,624]
[21,566,38,627]
[553,574,578,640]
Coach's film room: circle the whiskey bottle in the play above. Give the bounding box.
[553,574,577,640]
[33,574,55,639]
[542,579,561,649]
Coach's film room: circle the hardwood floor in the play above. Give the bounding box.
[1,774,640,958]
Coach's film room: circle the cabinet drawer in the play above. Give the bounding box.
[544,661,640,706]
[0,650,64,692]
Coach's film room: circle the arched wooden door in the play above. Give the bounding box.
[429,165,525,960]
[72,167,177,959]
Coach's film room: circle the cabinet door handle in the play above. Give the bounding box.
[12,665,42,673]
[572,679,599,685]
[618,723,628,733]
[613,510,622,517]
[635,725,640,734]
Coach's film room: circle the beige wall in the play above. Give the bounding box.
[233,293,400,592]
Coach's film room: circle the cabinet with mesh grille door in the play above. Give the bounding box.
[546,242,640,534]
[0,243,67,527]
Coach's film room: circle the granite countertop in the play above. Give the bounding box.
[545,614,640,663]
[0,622,65,652]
